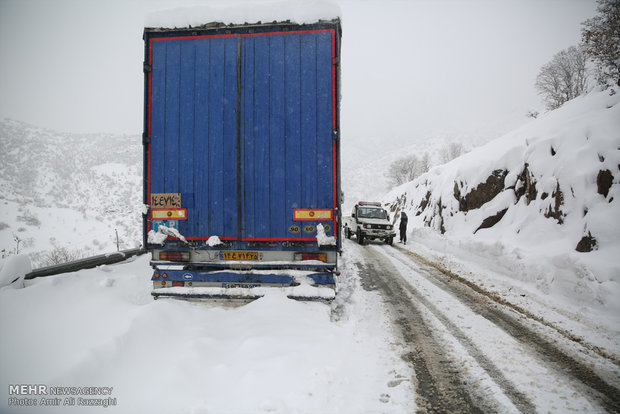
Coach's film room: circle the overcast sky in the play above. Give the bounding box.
[0,0,597,147]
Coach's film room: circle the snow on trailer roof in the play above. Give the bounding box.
[145,0,341,30]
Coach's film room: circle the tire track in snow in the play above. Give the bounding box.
[351,241,533,413]
[380,244,620,413]
[394,244,620,367]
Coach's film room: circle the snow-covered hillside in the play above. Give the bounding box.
[383,89,620,329]
[342,130,495,212]
[0,119,143,266]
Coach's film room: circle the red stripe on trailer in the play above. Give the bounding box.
[331,30,338,235]
[145,25,340,243]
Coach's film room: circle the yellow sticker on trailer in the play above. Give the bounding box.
[151,208,187,220]
[293,209,333,221]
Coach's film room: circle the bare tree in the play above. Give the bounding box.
[535,46,589,110]
[440,142,464,163]
[420,152,431,176]
[526,110,539,119]
[386,155,420,187]
[13,234,22,255]
[385,152,434,188]
[581,0,620,88]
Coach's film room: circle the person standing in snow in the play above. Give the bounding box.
[399,212,408,244]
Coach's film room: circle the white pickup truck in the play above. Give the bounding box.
[343,201,396,245]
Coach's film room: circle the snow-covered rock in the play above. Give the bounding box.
[316,223,336,246]
[207,235,223,247]
[148,225,188,245]
[0,254,31,288]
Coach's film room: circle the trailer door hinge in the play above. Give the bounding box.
[142,133,151,145]
[143,62,152,73]
[332,129,339,141]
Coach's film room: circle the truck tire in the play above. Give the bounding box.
[346,227,351,239]
[357,229,365,245]
[387,237,393,246]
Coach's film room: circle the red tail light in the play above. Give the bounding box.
[158,251,190,262]
[172,281,184,287]
[295,253,327,262]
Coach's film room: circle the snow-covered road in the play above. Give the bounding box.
[2,239,620,413]
[347,238,620,413]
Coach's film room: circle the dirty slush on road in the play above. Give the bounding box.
[348,240,620,413]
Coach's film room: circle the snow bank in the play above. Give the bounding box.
[147,225,187,245]
[207,235,222,247]
[0,254,31,288]
[383,89,620,328]
[145,0,341,28]
[316,223,336,246]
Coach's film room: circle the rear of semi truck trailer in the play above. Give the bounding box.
[142,19,342,301]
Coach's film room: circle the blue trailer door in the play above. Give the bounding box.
[146,26,338,244]
[148,35,240,240]
[240,31,336,241]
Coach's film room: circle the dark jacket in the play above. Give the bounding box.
[399,212,408,230]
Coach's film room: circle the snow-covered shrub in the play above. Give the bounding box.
[39,246,87,267]
[16,210,41,227]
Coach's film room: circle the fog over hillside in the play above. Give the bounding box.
[0,119,143,265]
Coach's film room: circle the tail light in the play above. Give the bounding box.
[172,281,184,287]
[158,251,190,262]
[295,253,327,262]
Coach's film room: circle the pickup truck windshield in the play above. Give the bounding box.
[358,207,387,219]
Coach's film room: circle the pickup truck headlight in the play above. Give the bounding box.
[363,224,370,229]
[387,225,393,230]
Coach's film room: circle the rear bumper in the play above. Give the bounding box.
[361,229,396,238]
[152,269,335,286]
[152,286,336,302]
[151,270,336,302]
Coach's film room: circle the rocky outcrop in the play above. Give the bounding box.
[454,170,507,212]
[576,232,597,252]
[417,191,431,215]
[597,169,613,198]
[544,182,565,224]
[514,164,537,205]
[409,163,567,234]
[475,208,508,234]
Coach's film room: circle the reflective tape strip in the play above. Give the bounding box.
[293,209,333,221]
[151,208,187,220]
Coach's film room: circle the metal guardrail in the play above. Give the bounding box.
[24,247,147,280]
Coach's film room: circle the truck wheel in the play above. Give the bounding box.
[346,227,351,239]
[357,229,365,245]
[387,237,393,246]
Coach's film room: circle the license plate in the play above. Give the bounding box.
[222,283,261,289]
[219,251,259,261]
